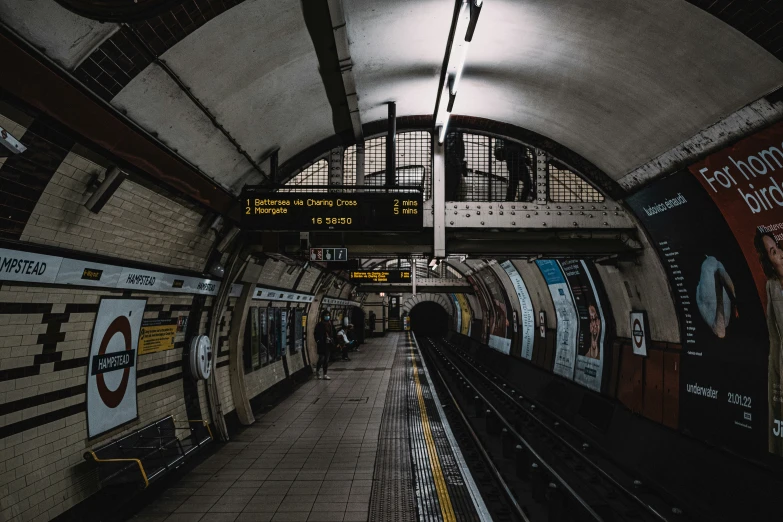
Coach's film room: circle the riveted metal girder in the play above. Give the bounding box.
[424,200,633,229]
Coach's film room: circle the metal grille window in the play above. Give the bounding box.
[283,159,329,191]
[445,132,535,202]
[548,160,604,203]
[344,131,432,199]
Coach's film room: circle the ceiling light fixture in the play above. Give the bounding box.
[435,0,484,144]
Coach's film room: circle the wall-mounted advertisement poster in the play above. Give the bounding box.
[688,120,783,458]
[501,261,535,360]
[456,293,472,336]
[87,298,146,438]
[450,294,462,333]
[559,260,608,392]
[536,260,578,379]
[627,172,768,458]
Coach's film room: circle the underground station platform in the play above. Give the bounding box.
[122,333,490,522]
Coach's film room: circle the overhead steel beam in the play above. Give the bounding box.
[358,285,474,294]
[327,0,364,146]
[0,27,238,219]
[423,200,635,229]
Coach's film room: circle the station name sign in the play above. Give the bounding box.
[349,269,411,283]
[240,189,423,231]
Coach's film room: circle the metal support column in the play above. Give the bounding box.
[536,149,547,204]
[329,146,344,187]
[356,142,365,185]
[412,259,417,295]
[386,102,396,186]
[270,149,279,184]
[433,137,446,258]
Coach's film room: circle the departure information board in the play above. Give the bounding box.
[349,270,411,283]
[240,189,423,231]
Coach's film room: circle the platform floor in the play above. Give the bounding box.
[129,333,488,522]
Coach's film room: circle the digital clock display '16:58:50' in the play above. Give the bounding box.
[312,217,352,225]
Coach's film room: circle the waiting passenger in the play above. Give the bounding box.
[346,324,359,352]
[338,327,354,361]
[314,311,334,380]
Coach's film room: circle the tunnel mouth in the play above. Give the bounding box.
[409,301,450,337]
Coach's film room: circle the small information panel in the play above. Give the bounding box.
[240,189,423,231]
[349,270,411,283]
[311,248,347,261]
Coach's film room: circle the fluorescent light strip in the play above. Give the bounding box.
[436,0,475,143]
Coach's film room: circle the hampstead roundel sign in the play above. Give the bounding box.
[630,311,648,356]
[87,298,145,437]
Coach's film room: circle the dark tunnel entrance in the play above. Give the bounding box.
[409,301,450,337]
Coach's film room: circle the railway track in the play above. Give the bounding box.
[417,334,697,522]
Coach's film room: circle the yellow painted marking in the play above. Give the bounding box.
[409,332,457,522]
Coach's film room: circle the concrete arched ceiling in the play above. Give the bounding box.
[2,0,783,194]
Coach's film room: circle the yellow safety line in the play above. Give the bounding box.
[409,332,457,522]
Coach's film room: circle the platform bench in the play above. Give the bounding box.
[84,415,213,489]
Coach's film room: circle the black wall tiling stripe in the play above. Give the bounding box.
[137,360,181,378]
[34,352,63,365]
[0,365,40,382]
[0,303,53,314]
[0,403,84,439]
[138,371,182,392]
[64,303,101,314]
[0,384,83,417]
[0,120,75,240]
[54,357,89,371]
[216,360,229,368]
[144,305,165,312]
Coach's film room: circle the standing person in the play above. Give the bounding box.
[368,310,376,338]
[314,310,334,380]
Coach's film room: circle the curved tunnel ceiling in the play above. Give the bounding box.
[1,0,782,195]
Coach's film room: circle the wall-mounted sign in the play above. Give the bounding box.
[349,269,411,283]
[501,261,535,360]
[311,247,348,261]
[252,287,314,303]
[536,260,579,379]
[322,297,361,307]
[189,335,212,380]
[138,318,178,355]
[630,311,649,356]
[627,172,767,458]
[87,298,145,438]
[240,190,423,231]
[0,248,63,284]
[0,246,225,296]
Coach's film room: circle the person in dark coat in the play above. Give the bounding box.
[368,310,376,337]
[314,310,334,380]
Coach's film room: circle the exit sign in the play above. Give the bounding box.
[310,248,348,261]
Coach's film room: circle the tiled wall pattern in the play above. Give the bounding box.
[0,114,28,170]
[20,151,216,271]
[214,298,235,415]
[0,284,204,522]
[256,260,303,289]
[295,266,321,293]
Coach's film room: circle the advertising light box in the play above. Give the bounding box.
[240,189,423,231]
